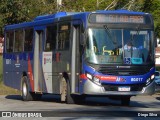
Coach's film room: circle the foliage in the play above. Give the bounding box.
[0,0,160,37]
[156,66,160,71]
[0,55,2,83]
[141,0,160,38]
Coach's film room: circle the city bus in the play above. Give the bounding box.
[3,9,155,106]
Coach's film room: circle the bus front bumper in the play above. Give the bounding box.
[83,80,155,96]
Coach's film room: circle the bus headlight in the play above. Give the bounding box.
[151,74,155,80]
[146,74,155,86]
[86,73,101,85]
[86,73,93,80]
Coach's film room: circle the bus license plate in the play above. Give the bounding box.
[118,86,130,91]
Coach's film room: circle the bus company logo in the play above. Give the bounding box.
[44,53,52,57]
[116,77,126,82]
[99,76,117,81]
[2,112,11,117]
[44,58,52,64]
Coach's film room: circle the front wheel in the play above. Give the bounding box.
[66,80,75,104]
[60,77,85,104]
[66,80,86,104]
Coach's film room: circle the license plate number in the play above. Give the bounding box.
[118,86,130,91]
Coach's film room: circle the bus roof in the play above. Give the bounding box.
[33,12,83,21]
[4,11,89,31]
[4,9,150,31]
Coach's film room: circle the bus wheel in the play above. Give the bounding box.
[22,77,33,101]
[60,77,67,102]
[66,80,76,104]
[66,80,85,104]
[121,96,131,106]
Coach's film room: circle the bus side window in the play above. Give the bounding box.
[14,30,23,52]
[58,23,70,50]
[45,25,57,51]
[6,31,14,52]
[24,28,33,51]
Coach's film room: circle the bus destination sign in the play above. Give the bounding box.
[89,14,145,24]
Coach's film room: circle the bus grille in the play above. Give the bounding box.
[102,84,145,91]
[97,66,150,76]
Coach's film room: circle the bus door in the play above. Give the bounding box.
[13,30,24,89]
[34,29,45,92]
[71,21,81,93]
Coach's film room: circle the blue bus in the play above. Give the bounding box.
[3,9,155,105]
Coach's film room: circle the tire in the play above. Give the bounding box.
[66,80,75,104]
[121,96,131,106]
[66,80,85,104]
[22,76,42,101]
[74,95,86,105]
[22,77,33,101]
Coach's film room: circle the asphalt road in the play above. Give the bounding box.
[0,93,160,119]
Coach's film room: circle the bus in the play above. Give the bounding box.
[3,9,155,106]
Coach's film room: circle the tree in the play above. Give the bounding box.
[0,0,160,37]
[142,0,160,38]
[0,0,30,25]
[0,0,57,35]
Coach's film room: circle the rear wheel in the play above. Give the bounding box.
[22,77,33,101]
[22,76,42,101]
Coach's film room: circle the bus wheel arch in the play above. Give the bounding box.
[60,72,85,104]
[60,72,75,104]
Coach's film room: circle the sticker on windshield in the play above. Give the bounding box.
[131,58,143,64]
[124,57,131,64]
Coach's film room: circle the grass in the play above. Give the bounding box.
[0,81,21,95]
[0,55,20,95]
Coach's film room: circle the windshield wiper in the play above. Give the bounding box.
[104,25,117,45]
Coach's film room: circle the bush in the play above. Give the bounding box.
[156,66,160,71]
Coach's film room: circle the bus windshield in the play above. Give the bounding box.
[85,28,153,65]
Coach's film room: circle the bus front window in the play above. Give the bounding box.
[85,28,123,64]
[123,30,153,64]
[85,28,154,65]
